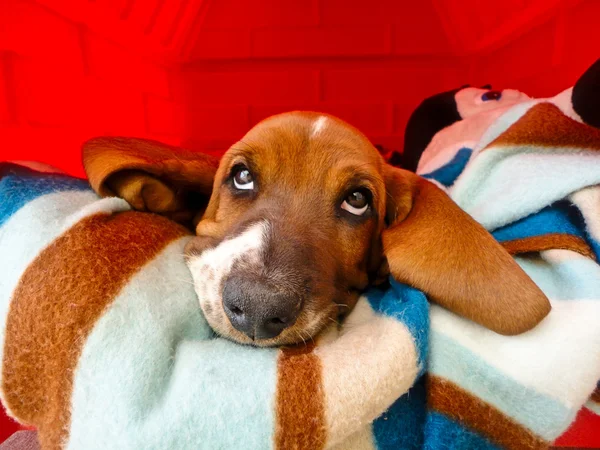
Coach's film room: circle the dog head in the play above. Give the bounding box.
[84,112,550,346]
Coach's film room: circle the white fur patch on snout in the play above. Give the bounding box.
[186,221,270,327]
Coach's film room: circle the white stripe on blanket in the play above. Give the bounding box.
[316,298,419,448]
[430,331,573,440]
[570,185,600,241]
[549,88,583,123]
[430,251,600,437]
[330,425,375,450]
[451,148,600,230]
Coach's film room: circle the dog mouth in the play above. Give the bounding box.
[184,221,357,346]
[186,252,358,346]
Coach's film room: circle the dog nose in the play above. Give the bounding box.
[222,276,301,340]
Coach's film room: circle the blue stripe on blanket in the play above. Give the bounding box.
[422,148,472,187]
[492,201,585,241]
[373,376,427,450]
[430,331,573,440]
[0,164,90,227]
[366,280,429,373]
[492,200,600,260]
[366,281,429,449]
[424,412,500,450]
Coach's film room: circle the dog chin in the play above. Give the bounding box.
[219,329,296,348]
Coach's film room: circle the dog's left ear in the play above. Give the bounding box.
[83,137,219,225]
[382,166,551,335]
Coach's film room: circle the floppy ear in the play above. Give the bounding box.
[83,137,219,226]
[382,166,551,335]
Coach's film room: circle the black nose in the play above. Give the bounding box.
[222,275,301,340]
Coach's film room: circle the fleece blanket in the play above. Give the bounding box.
[1,93,600,450]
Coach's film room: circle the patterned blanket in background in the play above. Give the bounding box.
[416,90,600,449]
[1,88,599,450]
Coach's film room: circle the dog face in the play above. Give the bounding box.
[185,113,387,345]
[83,112,551,347]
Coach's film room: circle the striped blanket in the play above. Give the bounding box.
[1,91,600,450]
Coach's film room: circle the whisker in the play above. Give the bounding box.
[327,316,340,328]
[295,330,307,346]
[302,328,315,344]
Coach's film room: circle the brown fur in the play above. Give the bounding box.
[275,343,326,450]
[185,113,386,345]
[502,234,596,260]
[485,102,600,150]
[84,136,219,226]
[2,212,188,449]
[427,376,548,450]
[84,112,551,344]
[383,168,551,335]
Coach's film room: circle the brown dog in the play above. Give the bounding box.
[84,112,550,346]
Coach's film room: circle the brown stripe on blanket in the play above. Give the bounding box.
[427,376,548,450]
[484,102,600,151]
[2,212,189,450]
[501,234,596,260]
[275,342,327,450]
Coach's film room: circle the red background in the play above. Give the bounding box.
[0,0,599,446]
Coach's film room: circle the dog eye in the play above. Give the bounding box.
[232,166,254,190]
[341,190,370,215]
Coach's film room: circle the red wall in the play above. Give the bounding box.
[174,0,600,158]
[1,0,599,176]
[0,0,183,176]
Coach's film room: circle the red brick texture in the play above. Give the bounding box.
[1,0,599,177]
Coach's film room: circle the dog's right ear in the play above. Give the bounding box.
[382,166,551,335]
[83,137,219,225]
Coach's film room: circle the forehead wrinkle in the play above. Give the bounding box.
[222,142,256,170]
[334,165,380,186]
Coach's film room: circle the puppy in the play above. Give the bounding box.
[84,112,550,347]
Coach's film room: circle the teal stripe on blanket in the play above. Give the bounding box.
[429,331,573,440]
[0,164,90,227]
[373,377,427,450]
[368,280,429,449]
[424,412,500,450]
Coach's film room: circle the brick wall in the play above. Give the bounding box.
[0,0,194,176]
[1,0,599,174]
[173,0,600,158]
